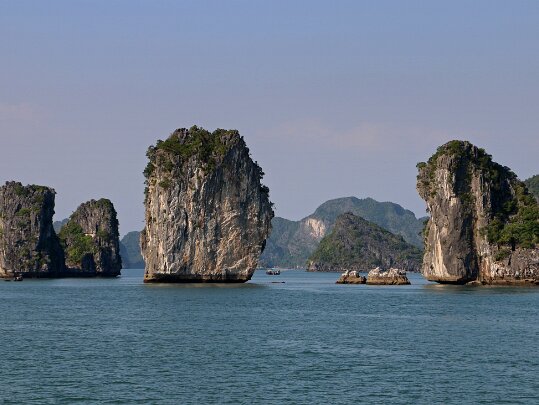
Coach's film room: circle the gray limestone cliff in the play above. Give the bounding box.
[306,212,422,273]
[417,140,539,285]
[0,181,65,278]
[141,126,273,282]
[59,199,122,277]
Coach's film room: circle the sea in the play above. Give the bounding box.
[0,269,537,404]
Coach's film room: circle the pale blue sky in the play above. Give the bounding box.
[1,0,538,234]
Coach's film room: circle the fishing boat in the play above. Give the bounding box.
[266,269,281,275]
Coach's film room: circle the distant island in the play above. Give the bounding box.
[307,212,422,272]
[259,196,426,268]
[119,231,145,269]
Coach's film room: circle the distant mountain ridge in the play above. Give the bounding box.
[259,197,426,268]
[307,212,422,272]
[119,231,145,269]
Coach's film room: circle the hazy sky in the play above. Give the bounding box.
[1,0,538,235]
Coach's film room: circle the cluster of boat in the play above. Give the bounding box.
[265,269,281,275]
[4,273,23,282]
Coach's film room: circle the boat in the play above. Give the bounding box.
[266,269,281,275]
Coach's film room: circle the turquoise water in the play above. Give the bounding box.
[0,270,538,404]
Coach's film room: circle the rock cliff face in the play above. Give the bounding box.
[0,182,65,278]
[306,212,422,273]
[59,199,122,276]
[417,140,539,284]
[141,126,273,282]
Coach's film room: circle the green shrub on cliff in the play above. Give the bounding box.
[58,221,95,264]
[485,183,539,249]
[147,126,235,175]
[143,126,242,199]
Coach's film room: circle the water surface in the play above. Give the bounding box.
[0,270,537,404]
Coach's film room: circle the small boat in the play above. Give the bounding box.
[266,269,281,275]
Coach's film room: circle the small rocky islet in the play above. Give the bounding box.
[336,268,411,285]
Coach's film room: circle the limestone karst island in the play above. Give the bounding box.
[140,126,274,283]
[417,140,539,285]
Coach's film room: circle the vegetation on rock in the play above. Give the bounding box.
[143,126,244,199]
[58,221,95,265]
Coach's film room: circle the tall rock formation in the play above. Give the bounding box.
[417,140,539,284]
[0,181,65,278]
[59,199,122,277]
[141,126,273,282]
[306,212,422,272]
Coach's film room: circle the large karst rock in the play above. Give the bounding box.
[141,126,273,282]
[59,199,122,276]
[306,212,422,273]
[0,181,65,278]
[417,140,539,285]
[366,267,410,285]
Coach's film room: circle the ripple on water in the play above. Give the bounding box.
[0,269,538,404]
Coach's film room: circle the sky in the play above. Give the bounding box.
[1,0,538,236]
